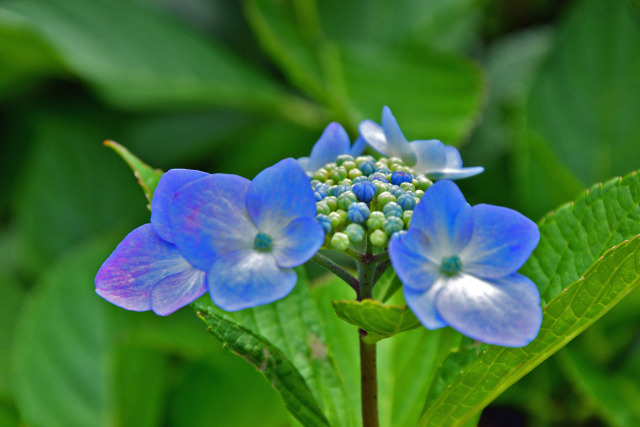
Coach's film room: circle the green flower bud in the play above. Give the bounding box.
[415,190,425,199]
[335,209,348,224]
[331,166,348,182]
[400,182,415,192]
[336,154,354,166]
[324,162,337,171]
[416,177,433,191]
[383,216,404,236]
[338,178,353,186]
[366,211,386,230]
[356,155,376,166]
[324,196,338,211]
[328,212,342,229]
[330,232,350,251]
[313,168,329,181]
[342,160,357,170]
[348,168,363,179]
[337,191,358,210]
[345,223,365,243]
[370,229,388,247]
[325,179,335,186]
[316,202,331,215]
[403,210,413,228]
[388,156,403,166]
[377,191,396,208]
[372,181,389,195]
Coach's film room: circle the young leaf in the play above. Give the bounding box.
[104,139,163,209]
[418,235,640,426]
[332,299,421,344]
[372,266,402,302]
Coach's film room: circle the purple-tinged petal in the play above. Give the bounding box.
[404,279,448,329]
[305,122,351,172]
[435,273,542,347]
[207,250,296,311]
[411,180,473,256]
[389,229,441,291]
[95,224,199,312]
[350,136,367,157]
[459,204,540,279]
[246,158,316,234]
[151,169,208,243]
[272,217,324,268]
[381,106,416,165]
[170,174,256,271]
[151,268,206,315]
[359,120,392,156]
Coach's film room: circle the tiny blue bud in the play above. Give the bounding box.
[254,232,273,251]
[356,155,376,166]
[441,255,462,276]
[345,223,365,243]
[347,202,370,224]
[397,193,416,210]
[358,161,375,176]
[336,154,355,166]
[352,175,369,184]
[352,181,377,203]
[391,170,413,185]
[328,185,349,197]
[389,185,405,198]
[383,216,404,236]
[315,214,332,234]
[313,187,327,201]
[383,202,403,218]
[375,166,392,175]
[369,173,389,184]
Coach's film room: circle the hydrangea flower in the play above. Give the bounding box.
[168,158,324,311]
[389,180,542,347]
[359,106,484,180]
[95,169,209,315]
[297,122,366,173]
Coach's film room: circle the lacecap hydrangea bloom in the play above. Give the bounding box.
[297,122,366,174]
[359,106,484,180]
[389,180,542,347]
[96,158,323,313]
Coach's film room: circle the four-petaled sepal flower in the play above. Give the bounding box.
[389,180,542,347]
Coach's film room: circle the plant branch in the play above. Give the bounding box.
[311,252,359,293]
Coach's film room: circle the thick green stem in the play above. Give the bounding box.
[311,252,359,294]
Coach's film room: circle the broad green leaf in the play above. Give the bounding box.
[418,235,640,426]
[332,299,420,344]
[521,169,640,302]
[3,0,318,123]
[191,298,330,427]
[0,264,25,400]
[559,347,640,427]
[104,140,163,210]
[11,239,168,427]
[527,0,640,185]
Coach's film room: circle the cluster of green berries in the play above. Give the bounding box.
[310,154,433,251]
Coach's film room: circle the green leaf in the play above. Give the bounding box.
[11,238,168,427]
[372,266,402,303]
[418,235,640,426]
[104,140,163,210]
[332,299,421,344]
[527,0,640,185]
[191,298,330,427]
[0,266,25,400]
[521,169,640,302]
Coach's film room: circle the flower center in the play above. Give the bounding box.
[441,255,462,276]
[254,232,273,251]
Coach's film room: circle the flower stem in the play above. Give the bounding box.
[311,252,359,294]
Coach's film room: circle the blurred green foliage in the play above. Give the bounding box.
[1,0,640,426]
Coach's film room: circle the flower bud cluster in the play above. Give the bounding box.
[311,154,432,251]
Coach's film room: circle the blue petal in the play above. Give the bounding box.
[151,169,208,243]
[359,120,392,156]
[170,174,256,271]
[305,122,351,172]
[388,229,440,292]
[207,250,297,311]
[95,224,202,313]
[350,136,367,157]
[435,273,542,347]
[245,158,316,234]
[413,141,483,180]
[404,279,447,329]
[272,217,324,268]
[460,204,540,279]
[381,106,416,165]
[410,180,473,258]
[151,268,206,315]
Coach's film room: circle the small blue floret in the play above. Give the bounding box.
[347,202,370,224]
[315,214,332,234]
[397,193,416,210]
[358,161,375,176]
[352,181,377,203]
[391,171,413,185]
[382,202,403,218]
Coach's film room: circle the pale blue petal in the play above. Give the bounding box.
[359,120,392,156]
[246,158,316,234]
[425,167,485,181]
[350,136,367,157]
[306,122,351,172]
[207,250,297,311]
[272,217,324,268]
[151,169,208,243]
[411,180,473,257]
[404,279,448,329]
[435,273,542,347]
[411,139,447,175]
[151,268,206,315]
[95,224,200,312]
[443,145,464,169]
[460,204,540,279]
[297,156,310,172]
[170,174,256,271]
[381,106,416,165]
[389,229,440,291]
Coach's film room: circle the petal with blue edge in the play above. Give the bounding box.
[404,279,448,329]
[389,229,441,291]
[95,224,199,312]
[359,120,392,156]
[151,169,208,243]
[435,272,542,347]
[151,268,206,315]
[245,158,316,234]
[305,122,351,172]
[460,204,540,279]
[207,250,297,311]
[381,106,416,165]
[170,174,255,271]
[272,217,324,268]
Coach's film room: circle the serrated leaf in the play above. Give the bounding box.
[332,299,421,344]
[104,140,163,210]
[191,298,330,427]
[418,235,640,426]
